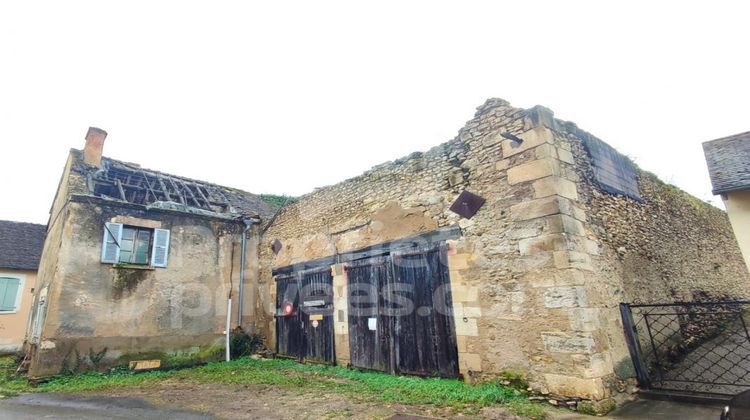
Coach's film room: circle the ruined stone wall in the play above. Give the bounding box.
[29,198,256,377]
[259,99,620,399]
[554,121,750,380]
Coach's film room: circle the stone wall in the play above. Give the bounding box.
[258,97,750,401]
[258,99,619,398]
[553,118,750,380]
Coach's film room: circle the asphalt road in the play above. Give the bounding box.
[0,393,211,419]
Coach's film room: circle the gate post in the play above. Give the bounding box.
[619,303,651,389]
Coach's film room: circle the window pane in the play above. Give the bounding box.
[118,228,135,263]
[121,228,135,241]
[134,230,151,264]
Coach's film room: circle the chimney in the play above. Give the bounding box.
[83,127,108,167]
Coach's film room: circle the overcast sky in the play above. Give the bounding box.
[1,1,748,224]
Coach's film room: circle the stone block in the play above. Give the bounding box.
[455,317,479,336]
[502,126,555,158]
[568,308,600,332]
[459,352,483,372]
[462,304,482,317]
[581,352,613,378]
[542,332,596,354]
[507,158,561,185]
[452,285,479,303]
[519,234,568,255]
[448,253,471,270]
[533,176,579,200]
[553,251,593,271]
[543,287,587,308]
[535,143,558,160]
[547,214,585,236]
[545,374,606,400]
[510,196,564,221]
[496,159,509,171]
[456,335,468,353]
[557,147,575,164]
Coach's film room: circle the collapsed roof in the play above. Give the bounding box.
[70,149,276,220]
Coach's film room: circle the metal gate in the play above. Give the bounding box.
[621,301,750,398]
[347,244,459,378]
[275,267,335,364]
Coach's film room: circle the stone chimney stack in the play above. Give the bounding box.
[83,127,108,167]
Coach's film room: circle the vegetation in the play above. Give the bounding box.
[0,356,546,418]
[259,194,297,208]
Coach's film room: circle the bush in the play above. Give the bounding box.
[230,327,264,359]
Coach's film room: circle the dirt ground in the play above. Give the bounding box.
[83,379,525,419]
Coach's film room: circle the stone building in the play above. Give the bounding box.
[703,132,750,270]
[26,100,750,402]
[25,127,274,377]
[256,98,750,400]
[0,220,46,354]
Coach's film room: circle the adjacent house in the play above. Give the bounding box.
[26,99,750,403]
[0,220,46,354]
[25,127,275,377]
[703,132,750,270]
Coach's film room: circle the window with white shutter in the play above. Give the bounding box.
[100,223,170,268]
[0,277,23,313]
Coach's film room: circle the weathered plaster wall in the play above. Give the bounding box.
[724,190,750,270]
[0,268,36,354]
[29,199,258,377]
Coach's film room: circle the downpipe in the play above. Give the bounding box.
[237,218,259,326]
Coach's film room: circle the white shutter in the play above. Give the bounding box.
[101,223,123,264]
[151,228,170,268]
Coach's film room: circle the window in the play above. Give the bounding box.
[120,227,152,264]
[0,276,23,313]
[101,223,170,267]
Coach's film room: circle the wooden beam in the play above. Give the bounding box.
[167,177,187,205]
[115,179,127,201]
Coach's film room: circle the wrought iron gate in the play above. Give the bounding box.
[621,301,750,397]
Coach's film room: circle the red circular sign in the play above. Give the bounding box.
[283,303,294,316]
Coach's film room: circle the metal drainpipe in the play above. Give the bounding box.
[237,218,258,326]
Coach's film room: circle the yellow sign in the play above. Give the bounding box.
[309,314,324,321]
[129,359,161,370]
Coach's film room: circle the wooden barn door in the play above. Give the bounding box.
[275,268,335,364]
[299,268,335,363]
[346,257,394,373]
[346,245,459,378]
[391,245,458,377]
[275,274,303,359]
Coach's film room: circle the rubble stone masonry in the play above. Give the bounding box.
[257,98,750,400]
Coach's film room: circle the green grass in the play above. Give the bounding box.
[0,357,546,419]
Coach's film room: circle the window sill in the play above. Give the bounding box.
[111,264,156,271]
